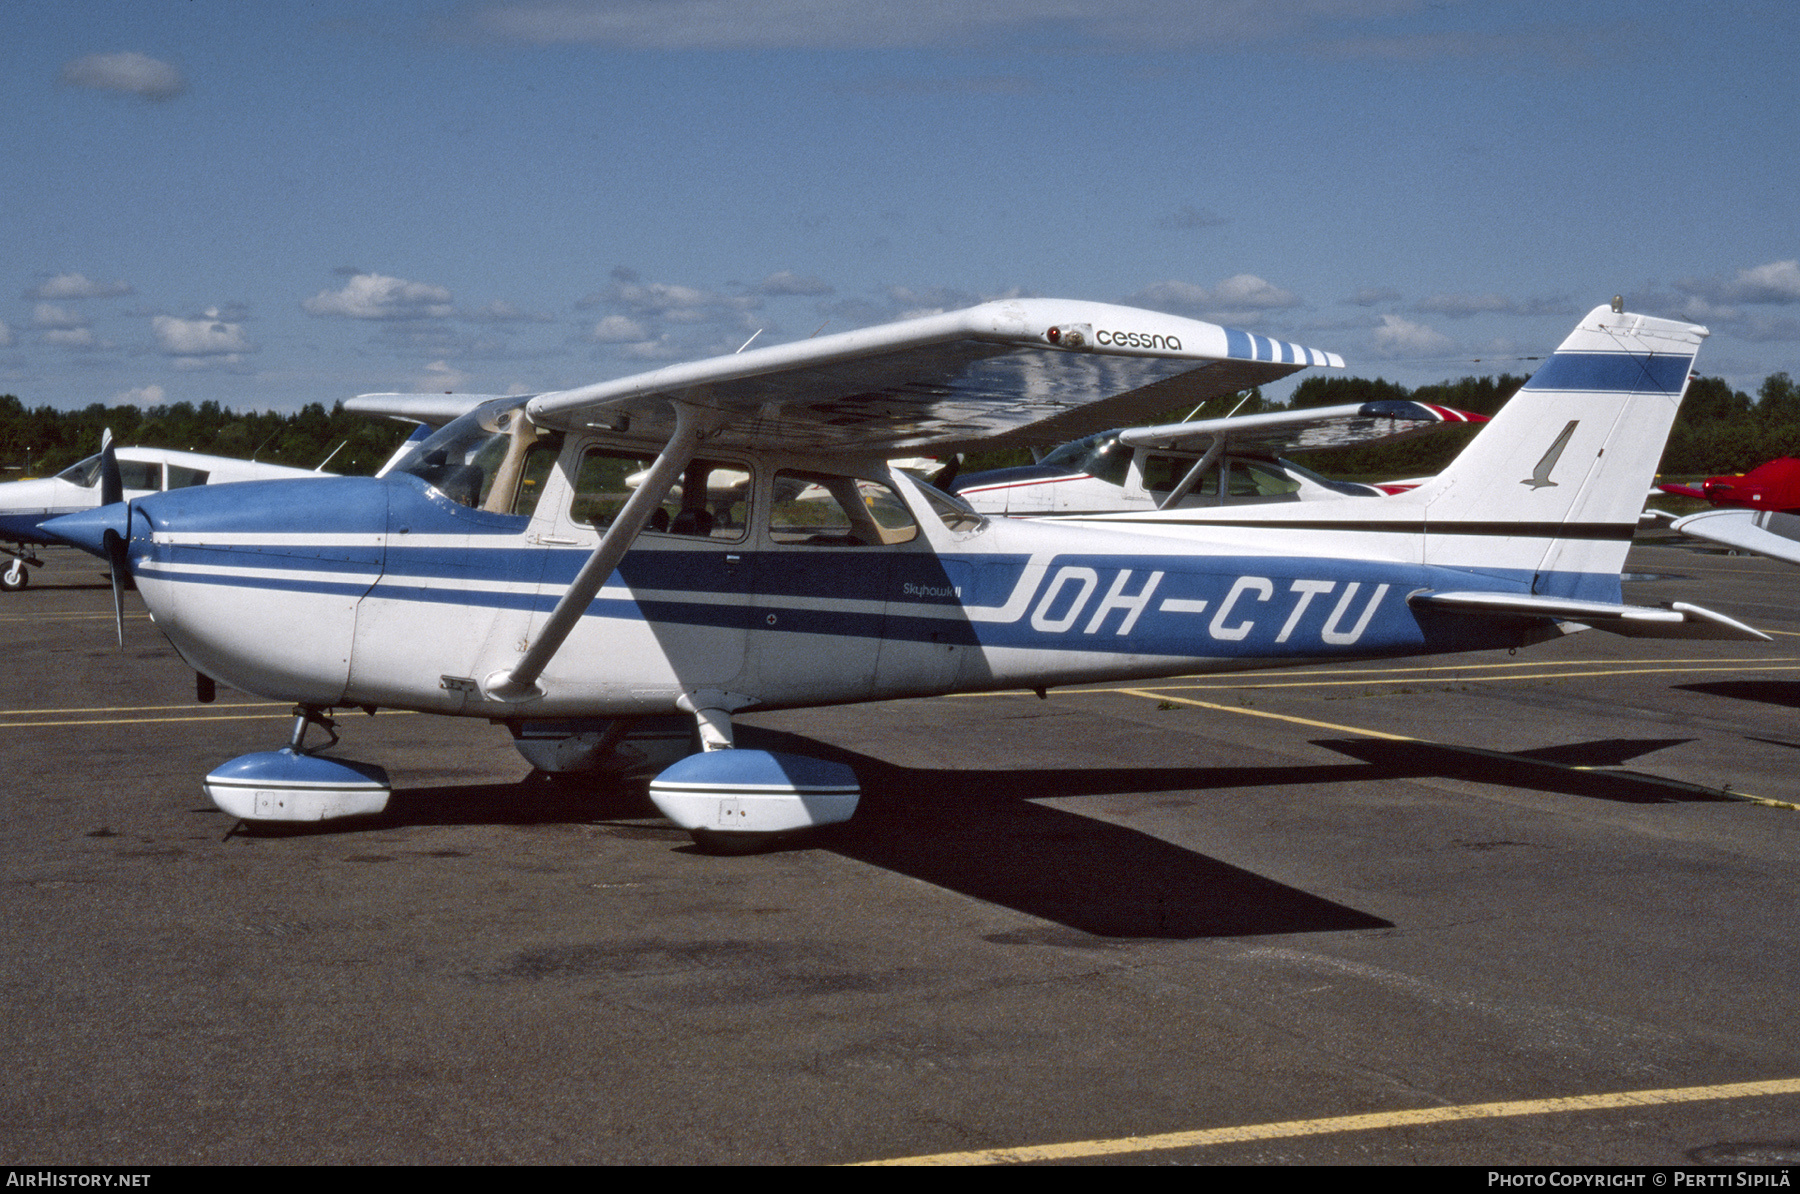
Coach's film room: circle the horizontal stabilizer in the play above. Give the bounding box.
[1672,508,1800,567]
[1408,589,1768,641]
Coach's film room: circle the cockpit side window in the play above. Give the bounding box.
[1143,453,1208,494]
[118,460,160,491]
[166,464,209,490]
[570,450,749,542]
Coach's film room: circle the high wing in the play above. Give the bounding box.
[1671,508,1800,566]
[345,393,508,428]
[1118,399,1485,455]
[522,299,1343,456]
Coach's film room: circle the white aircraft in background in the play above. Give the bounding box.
[949,400,1486,516]
[0,437,326,591]
[50,298,1759,853]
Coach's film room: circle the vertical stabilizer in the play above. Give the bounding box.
[1412,305,1707,599]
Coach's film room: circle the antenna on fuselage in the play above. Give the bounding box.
[735,329,763,354]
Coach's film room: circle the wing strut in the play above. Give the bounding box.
[1157,438,1225,510]
[484,403,712,703]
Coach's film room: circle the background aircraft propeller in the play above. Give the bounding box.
[98,429,134,647]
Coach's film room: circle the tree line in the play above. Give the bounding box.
[2,371,1796,482]
[0,396,413,478]
[1291,371,1800,481]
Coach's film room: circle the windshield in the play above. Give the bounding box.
[909,477,986,533]
[395,399,523,503]
[1040,431,1131,485]
[56,454,103,487]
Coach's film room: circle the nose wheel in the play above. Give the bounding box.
[2,554,34,592]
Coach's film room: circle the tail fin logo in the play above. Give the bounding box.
[1522,420,1579,489]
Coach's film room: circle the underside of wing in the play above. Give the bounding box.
[1118,400,1485,455]
[523,299,1343,455]
[1672,508,1800,565]
[1409,589,1768,641]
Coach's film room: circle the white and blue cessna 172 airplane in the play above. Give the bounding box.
[49,297,1764,850]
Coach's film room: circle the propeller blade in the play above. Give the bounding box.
[103,527,126,648]
[931,454,962,491]
[100,428,123,508]
[102,498,137,648]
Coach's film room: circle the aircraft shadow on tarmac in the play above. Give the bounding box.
[236,730,1722,939]
[1312,736,1727,805]
[239,728,1392,941]
[1678,680,1800,711]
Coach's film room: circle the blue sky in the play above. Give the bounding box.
[3,0,1796,415]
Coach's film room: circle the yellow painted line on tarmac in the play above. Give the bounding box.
[1144,661,1800,691]
[1,709,417,730]
[1114,688,1799,812]
[0,611,153,623]
[856,1076,1800,1165]
[1204,656,1797,678]
[0,701,281,717]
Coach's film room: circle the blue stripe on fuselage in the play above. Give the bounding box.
[135,534,1613,662]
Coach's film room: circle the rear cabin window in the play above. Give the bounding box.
[166,464,209,490]
[769,471,917,546]
[570,450,749,542]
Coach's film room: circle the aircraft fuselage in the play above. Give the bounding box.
[89,440,1557,719]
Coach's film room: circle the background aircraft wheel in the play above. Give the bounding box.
[0,562,27,592]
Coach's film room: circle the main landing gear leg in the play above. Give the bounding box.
[648,698,861,854]
[203,704,391,824]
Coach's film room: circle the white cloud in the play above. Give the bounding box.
[43,328,97,348]
[753,270,834,297]
[1370,313,1452,357]
[592,269,757,325]
[467,1,1430,51]
[30,273,134,300]
[588,315,651,343]
[1347,287,1402,306]
[303,273,455,320]
[1125,274,1301,322]
[116,384,166,407]
[60,52,186,101]
[32,303,88,330]
[1413,292,1568,319]
[1678,260,1800,306]
[414,361,472,392]
[464,300,555,323]
[885,284,986,319]
[153,310,254,358]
